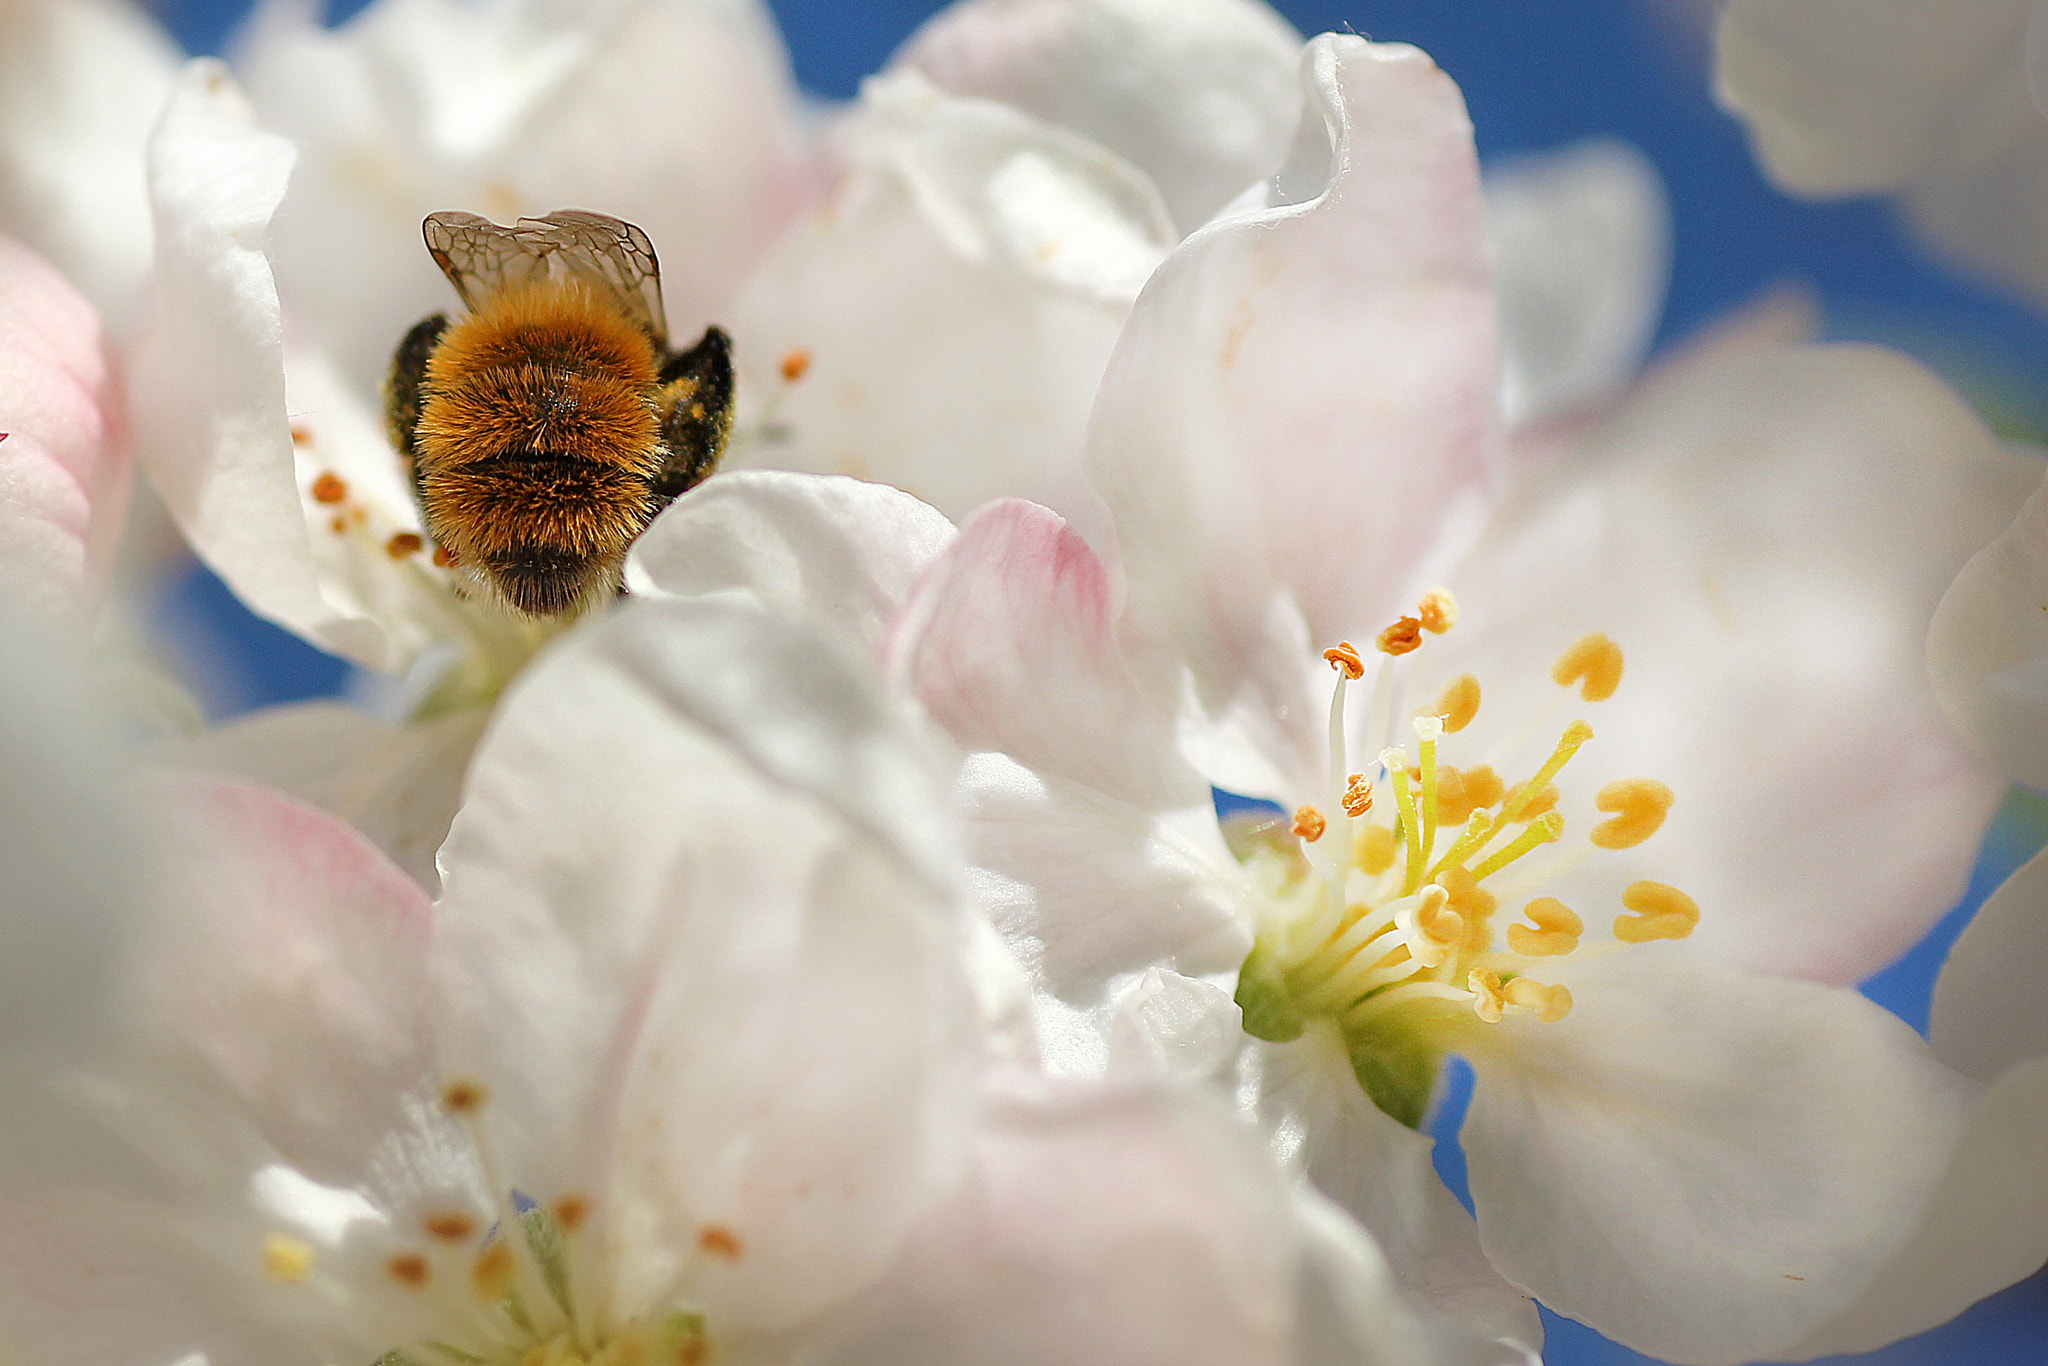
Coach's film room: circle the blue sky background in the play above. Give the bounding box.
[142,2,2048,1361]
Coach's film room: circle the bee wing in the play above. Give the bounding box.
[422,209,668,348]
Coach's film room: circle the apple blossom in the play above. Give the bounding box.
[0,233,128,621]
[0,593,1488,1366]
[1715,0,2048,310]
[634,30,2044,1365]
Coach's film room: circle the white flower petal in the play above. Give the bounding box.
[1415,340,2034,983]
[434,599,982,1330]
[1781,1054,2048,1359]
[1932,845,2048,1083]
[129,62,409,671]
[1088,35,1497,792]
[1461,949,1976,1365]
[0,0,179,324]
[1484,139,1669,429]
[1929,463,2048,791]
[890,501,1253,998]
[894,0,1304,233]
[626,470,956,655]
[725,69,1170,546]
[1254,1024,1543,1357]
[154,698,490,893]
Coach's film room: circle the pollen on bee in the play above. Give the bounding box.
[441,1079,489,1114]
[424,1210,478,1242]
[1591,778,1673,849]
[1376,616,1425,656]
[551,1194,591,1232]
[262,1232,315,1284]
[387,1253,431,1288]
[1323,640,1366,679]
[697,1224,744,1261]
[1291,805,1328,842]
[386,532,426,559]
[310,471,348,504]
[779,348,812,383]
[1552,633,1624,702]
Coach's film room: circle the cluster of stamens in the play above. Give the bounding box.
[1235,592,1699,1125]
[258,1081,723,1366]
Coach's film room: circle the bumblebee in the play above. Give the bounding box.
[385,209,734,617]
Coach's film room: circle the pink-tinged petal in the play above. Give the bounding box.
[890,500,1253,999]
[1781,1054,2048,1358]
[0,0,180,323]
[130,775,439,1194]
[894,0,1304,233]
[627,470,957,655]
[435,599,982,1331]
[1255,1024,1543,1357]
[156,698,491,894]
[129,62,408,670]
[804,1072,1411,1366]
[1932,845,2048,1083]
[1088,35,1497,794]
[725,70,1168,550]
[1412,340,2033,984]
[1930,465,2048,791]
[1461,949,1976,1365]
[0,235,127,620]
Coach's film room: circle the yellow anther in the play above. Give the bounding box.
[473,1240,515,1300]
[1417,588,1459,634]
[1506,897,1583,956]
[1469,811,1564,883]
[1291,805,1327,842]
[262,1233,315,1284]
[1397,885,1461,968]
[1355,822,1397,874]
[1342,774,1374,816]
[1433,764,1477,825]
[1324,641,1366,679]
[1461,763,1503,809]
[1437,864,1498,954]
[1552,633,1624,702]
[1433,673,1481,732]
[1500,779,1558,820]
[1614,881,1700,942]
[1469,968,1506,1024]
[1377,616,1424,656]
[1591,778,1673,849]
[1504,976,1574,1021]
[1500,721,1593,825]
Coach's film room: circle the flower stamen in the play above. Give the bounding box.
[1434,673,1481,732]
[1591,778,1673,849]
[1505,897,1582,956]
[1291,806,1327,842]
[1552,633,1623,701]
[1614,881,1700,942]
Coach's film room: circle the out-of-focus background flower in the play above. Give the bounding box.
[132,0,2048,1361]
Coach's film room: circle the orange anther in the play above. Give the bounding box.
[1433,673,1480,732]
[1461,763,1503,809]
[1614,881,1699,942]
[1505,897,1582,957]
[387,1253,430,1288]
[1468,968,1506,1024]
[289,424,313,446]
[1504,976,1573,1021]
[779,348,812,382]
[1591,778,1672,849]
[1377,616,1424,656]
[310,471,347,504]
[1342,774,1374,816]
[1355,822,1396,874]
[1436,865,1497,953]
[432,544,458,568]
[1323,641,1366,679]
[1291,805,1327,842]
[698,1224,743,1261]
[440,1079,488,1114]
[471,1241,514,1299]
[1552,633,1623,702]
[1417,588,1459,634]
[423,1211,477,1242]
[386,531,425,559]
[551,1194,590,1232]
